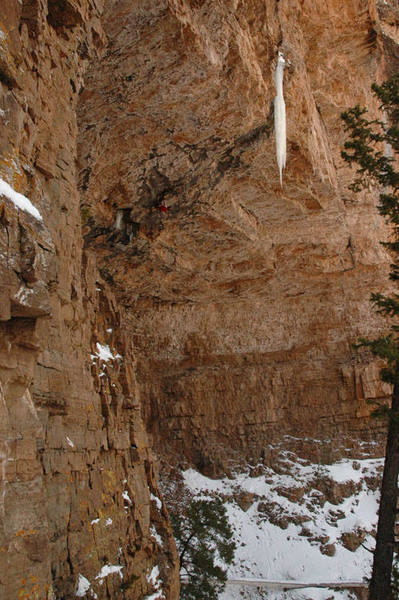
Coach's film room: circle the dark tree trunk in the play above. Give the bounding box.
[369,380,399,600]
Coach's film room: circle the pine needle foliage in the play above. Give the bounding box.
[341,75,399,600]
[341,78,399,383]
[170,498,236,600]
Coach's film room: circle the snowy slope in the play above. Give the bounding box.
[181,449,384,600]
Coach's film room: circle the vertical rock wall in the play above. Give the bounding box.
[0,1,178,599]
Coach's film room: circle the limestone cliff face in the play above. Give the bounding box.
[0,2,178,599]
[0,0,398,598]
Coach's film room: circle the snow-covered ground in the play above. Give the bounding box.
[181,449,384,600]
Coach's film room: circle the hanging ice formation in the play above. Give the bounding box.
[274,51,286,186]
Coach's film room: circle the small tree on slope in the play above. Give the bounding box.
[170,497,236,600]
[341,75,399,600]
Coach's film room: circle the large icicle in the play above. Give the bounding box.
[274,52,286,186]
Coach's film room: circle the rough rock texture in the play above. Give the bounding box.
[79,0,398,472]
[0,2,178,599]
[1,0,399,598]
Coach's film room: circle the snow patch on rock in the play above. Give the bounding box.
[151,493,162,511]
[95,564,123,584]
[0,177,42,221]
[145,565,165,600]
[76,574,91,597]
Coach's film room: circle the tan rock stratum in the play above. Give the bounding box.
[0,0,398,598]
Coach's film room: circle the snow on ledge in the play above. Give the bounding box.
[150,525,163,547]
[0,177,43,221]
[95,564,123,584]
[94,342,122,362]
[150,493,162,511]
[76,574,91,597]
[145,565,165,600]
[122,490,132,505]
[147,565,160,587]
